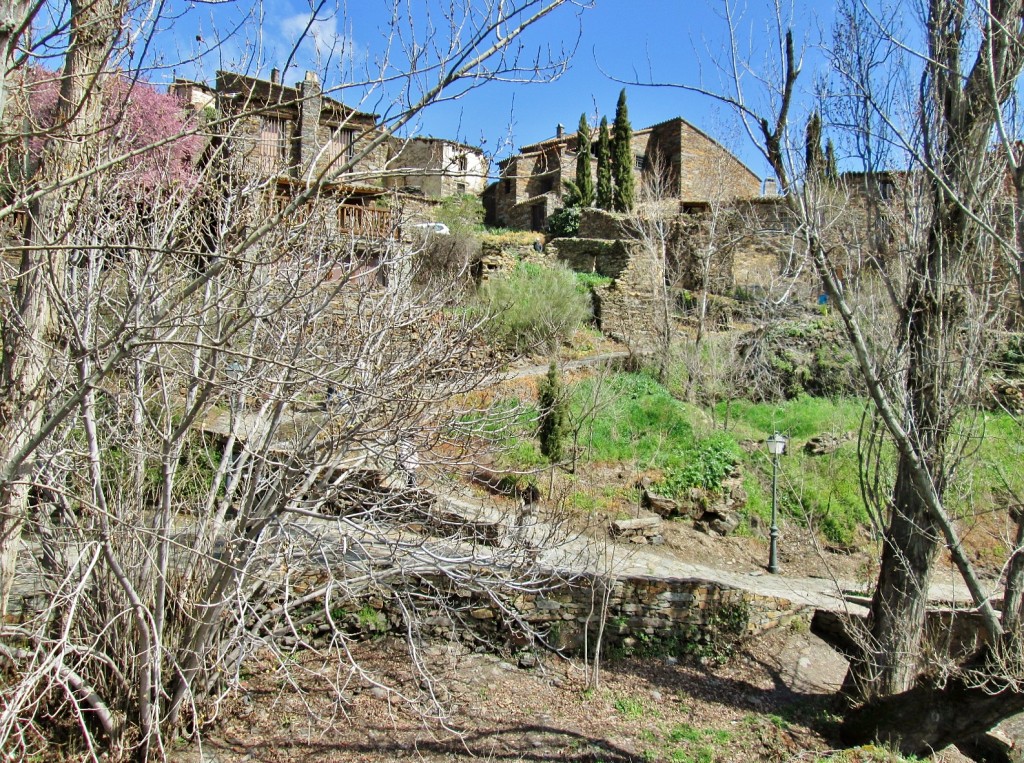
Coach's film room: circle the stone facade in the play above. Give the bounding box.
[484,117,764,231]
[212,70,388,186]
[176,71,487,206]
[384,137,489,198]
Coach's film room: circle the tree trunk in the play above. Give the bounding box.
[841,664,1024,755]
[0,208,53,617]
[0,0,124,616]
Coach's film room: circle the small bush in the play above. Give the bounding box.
[413,230,480,287]
[357,605,387,634]
[477,261,592,353]
[434,193,485,234]
[546,205,581,238]
[657,434,741,497]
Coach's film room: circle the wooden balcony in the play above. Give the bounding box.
[338,204,397,240]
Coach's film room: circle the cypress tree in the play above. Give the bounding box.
[825,138,838,183]
[612,89,635,212]
[575,113,594,207]
[596,116,613,210]
[805,111,825,180]
[537,361,568,464]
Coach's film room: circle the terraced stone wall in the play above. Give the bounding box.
[283,571,806,659]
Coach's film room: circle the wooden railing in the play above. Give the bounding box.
[338,204,397,240]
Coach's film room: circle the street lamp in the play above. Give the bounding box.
[766,432,788,574]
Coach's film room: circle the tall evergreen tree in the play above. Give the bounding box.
[575,113,594,207]
[805,111,825,180]
[596,116,613,210]
[612,89,636,212]
[537,361,568,464]
[825,138,838,183]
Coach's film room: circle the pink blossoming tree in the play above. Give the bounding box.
[25,67,203,192]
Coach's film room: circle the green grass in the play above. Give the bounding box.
[657,723,730,763]
[713,394,865,438]
[570,372,695,466]
[667,724,702,743]
[484,369,1024,549]
[613,695,646,719]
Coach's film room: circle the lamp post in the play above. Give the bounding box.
[766,432,788,574]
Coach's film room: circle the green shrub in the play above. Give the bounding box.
[434,193,485,234]
[546,205,581,238]
[477,261,592,353]
[657,434,742,497]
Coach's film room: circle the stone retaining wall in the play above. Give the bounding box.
[275,569,806,660]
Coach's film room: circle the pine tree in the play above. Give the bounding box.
[537,361,568,464]
[612,89,635,212]
[575,113,594,207]
[596,116,613,210]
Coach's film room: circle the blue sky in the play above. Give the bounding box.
[157,1,839,179]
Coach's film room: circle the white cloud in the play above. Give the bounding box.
[278,11,357,66]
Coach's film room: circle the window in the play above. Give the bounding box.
[504,178,512,194]
[457,154,468,171]
[327,127,356,165]
[256,117,290,171]
[456,182,466,194]
[634,154,646,171]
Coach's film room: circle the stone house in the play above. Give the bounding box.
[483,117,763,231]
[383,137,489,198]
[204,69,395,239]
[173,70,489,238]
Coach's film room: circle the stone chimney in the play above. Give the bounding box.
[556,123,564,139]
[270,67,280,85]
[298,70,323,179]
[763,177,779,196]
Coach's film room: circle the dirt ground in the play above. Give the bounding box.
[174,625,978,763]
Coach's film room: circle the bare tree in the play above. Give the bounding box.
[622,149,746,399]
[625,0,1024,752]
[0,1,592,758]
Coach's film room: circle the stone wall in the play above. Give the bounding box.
[507,192,560,232]
[474,238,549,280]
[594,243,668,353]
[271,570,805,660]
[578,208,627,240]
[546,237,666,352]
[547,237,631,278]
